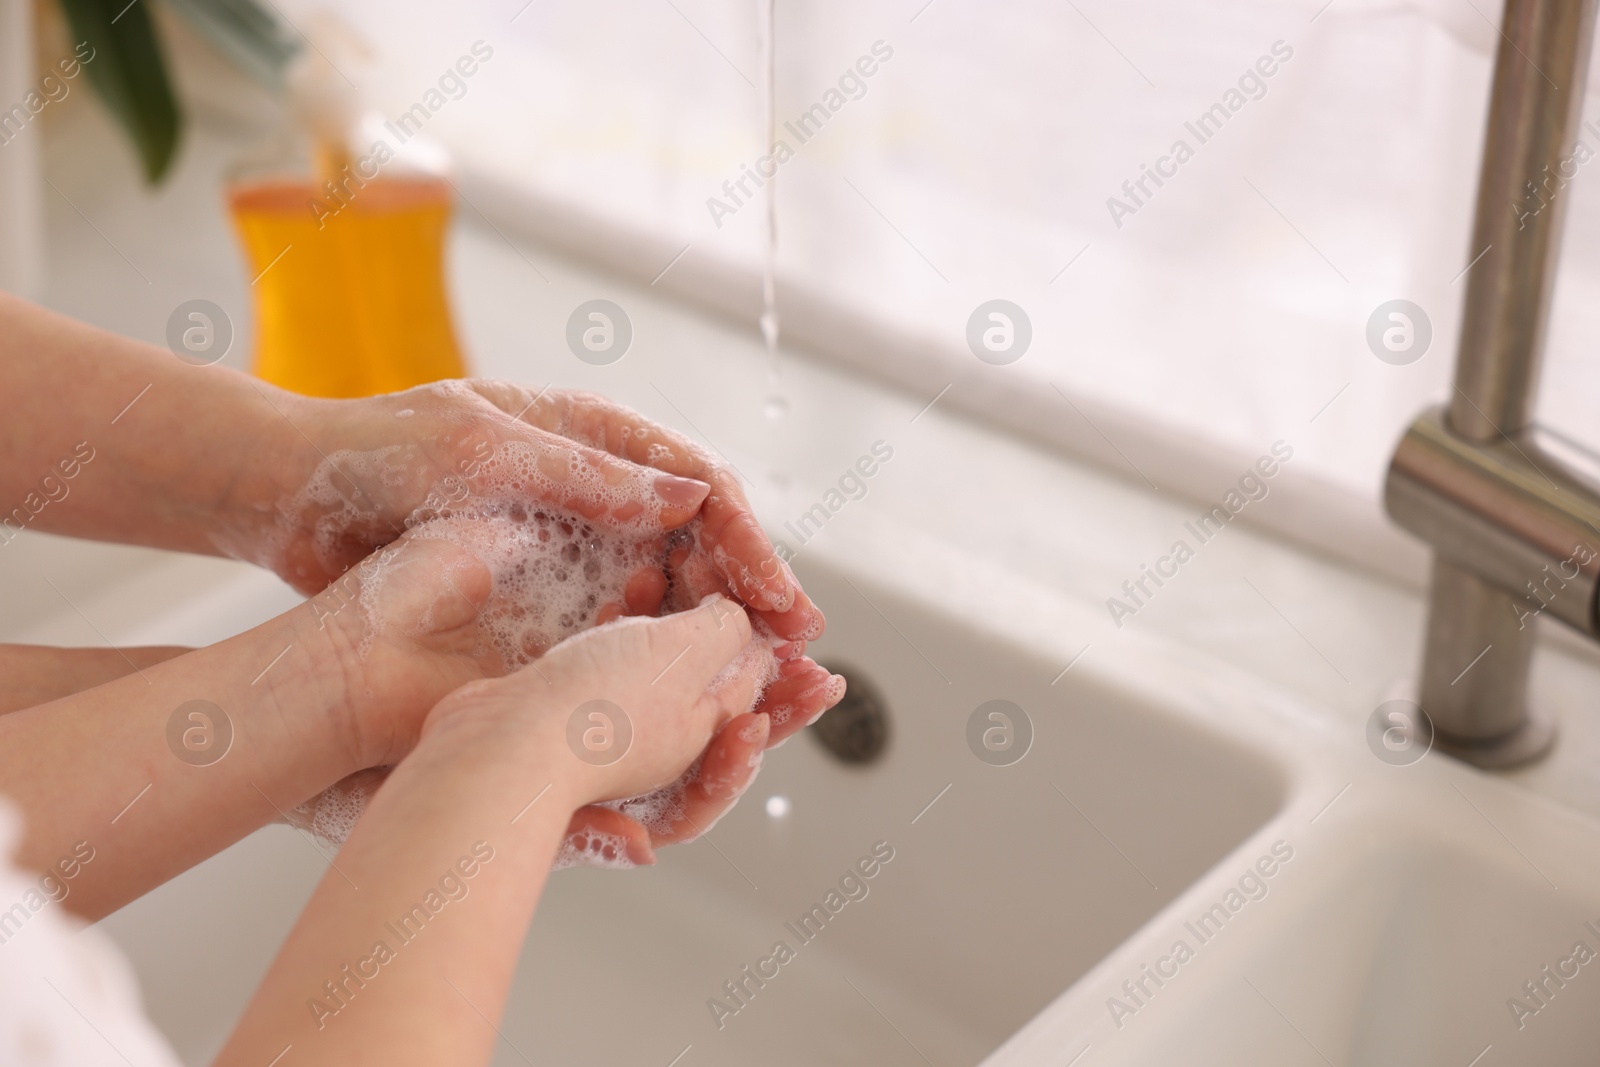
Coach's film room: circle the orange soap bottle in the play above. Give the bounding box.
[228,35,468,399]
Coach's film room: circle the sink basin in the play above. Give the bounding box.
[489,560,1286,1065]
[94,551,1287,1066]
[78,508,1600,1067]
[984,709,1600,1067]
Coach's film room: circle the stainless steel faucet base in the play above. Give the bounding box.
[1432,705,1556,769]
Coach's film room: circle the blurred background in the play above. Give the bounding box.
[11,0,1600,599]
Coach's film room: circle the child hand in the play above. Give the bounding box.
[420,596,776,819]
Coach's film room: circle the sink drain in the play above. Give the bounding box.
[808,665,889,766]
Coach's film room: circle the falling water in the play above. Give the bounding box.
[759,0,788,421]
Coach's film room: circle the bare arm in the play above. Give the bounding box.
[0,645,189,714]
[0,535,510,920]
[0,292,292,556]
[217,598,764,1066]
[0,609,368,919]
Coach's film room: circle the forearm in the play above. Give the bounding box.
[0,607,358,919]
[219,596,773,1064]
[0,644,190,713]
[0,293,301,554]
[217,721,572,1066]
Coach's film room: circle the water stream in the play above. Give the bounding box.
[759,0,787,421]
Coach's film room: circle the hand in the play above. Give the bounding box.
[467,383,825,643]
[214,596,778,1067]
[552,521,844,862]
[222,381,712,599]
[421,595,775,815]
[229,380,823,645]
[290,510,845,864]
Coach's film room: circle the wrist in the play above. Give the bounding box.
[191,610,371,803]
[416,685,594,813]
[274,580,389,774]
[204,381,328,573]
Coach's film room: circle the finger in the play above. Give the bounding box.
[556,594,753,708]
[752,584,825,646]
[658,531,821,649]
[504,387,798,614]
[458,384,710,530]
[698,479,794,613]
[623,567,668,616]
[647,712,770,846]
[557,806,655,868]
[756,656,846,747]
[593,566,667,626]
[513,425,709,530]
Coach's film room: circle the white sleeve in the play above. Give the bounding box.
[0,799,184,1067]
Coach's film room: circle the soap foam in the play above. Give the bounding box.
[552,829,636,871]
[286,766,388,846]
[248,426,680,588]
[403,501,664,668]
[294,440,781,855]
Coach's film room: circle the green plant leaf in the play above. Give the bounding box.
[58,0,182,183]
[164,0,298,90]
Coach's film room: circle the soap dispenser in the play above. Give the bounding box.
[227,16,469,399]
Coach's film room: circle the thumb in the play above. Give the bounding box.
[553,594,754,707]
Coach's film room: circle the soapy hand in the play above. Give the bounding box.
[461,382,825,645]
[236,380,824,646]
[293,499,844,864]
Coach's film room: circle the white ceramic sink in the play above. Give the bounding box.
[96,546,1292,1066]
[986,672,1600,1067]
[80,466,1600,1067]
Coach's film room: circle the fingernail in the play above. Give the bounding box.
[654,474,710,509]
[628,837,657,866]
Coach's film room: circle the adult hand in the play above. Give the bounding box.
[228,381,824,645]
[223,380,708,598]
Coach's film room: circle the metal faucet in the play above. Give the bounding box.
[1385,0,1600,768]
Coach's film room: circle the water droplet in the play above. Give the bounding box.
[760,311,780,354]
[765,795,791,818]
[762,395,789,421]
